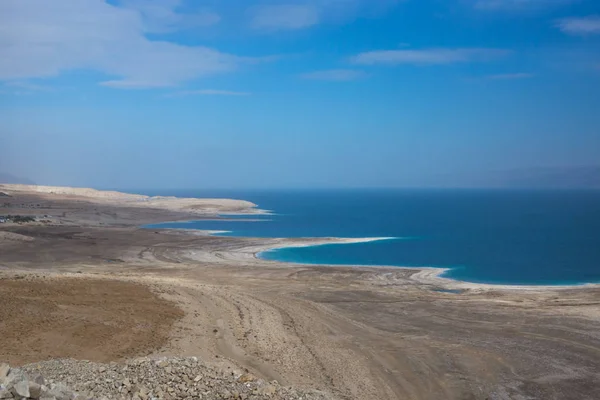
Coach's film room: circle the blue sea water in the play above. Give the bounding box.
[143,189,600,286]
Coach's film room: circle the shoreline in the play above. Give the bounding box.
[150,224,600,291]
[254,240,600,291]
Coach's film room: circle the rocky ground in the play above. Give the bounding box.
[1,358,330,400]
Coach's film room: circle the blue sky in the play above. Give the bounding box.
[1,0,599,189]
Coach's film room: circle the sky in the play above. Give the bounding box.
[1,0,599,189]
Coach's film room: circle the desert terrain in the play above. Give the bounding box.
[1,184,599,400]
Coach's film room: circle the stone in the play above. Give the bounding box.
[238,374,256,383]
[29,381,42,399]
[0,364,9,382]
[48,383,74,400]
[11,379,31,398]
[34,375,46,386]
[136,386,149,400]
[260,385,277,396]
[15,357,326,400]
[4,369,25,388]
[0,387,13,399]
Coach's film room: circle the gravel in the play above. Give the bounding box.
[0,357,331,400]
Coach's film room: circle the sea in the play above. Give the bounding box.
[142,189,600,286]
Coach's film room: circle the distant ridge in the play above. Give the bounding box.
[0,173,35,185]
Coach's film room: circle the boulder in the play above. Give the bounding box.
[0,364,10,382]
[0,387,13,399]
[29,381,42,399]
[48,383,74,400]
[11,379,31,398]
[33,375,46,386]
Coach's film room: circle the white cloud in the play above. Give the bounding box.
[250,4,320,30]
[1,80,54,96]
[100,80,177,89]
[0,0,244,88]
[249,0,402,31]
[119,0,220,33]
[351,48,510,65]
[4,81,52,91]
[301,69,366,81]
[486,72,534,79]
[556,16,600,35]
[168,89,251,96]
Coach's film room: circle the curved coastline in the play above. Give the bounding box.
[251,239,600,291]
[151,224,600,291]
[254,241,600,291]
[135,189,600,291]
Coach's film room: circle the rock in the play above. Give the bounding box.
[0,364,9,382]
[238,373,256,383]
[11,379,31,398]
[0,387,13,399]
[260,385,277,396]
[48,383,74,400]
[17,357,330,400]
[33,375,46,386]
[136,387,149,400]
[29,381,42,399]
[4,368,25,388]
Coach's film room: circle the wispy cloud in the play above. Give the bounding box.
[168,89,251,97]
[556,16,600,35]
[100,80,176,89]
[351,48,511,65]
[249,0,402,31]
[119,0,220,32]
[250,5,320,30]
[486,72,534,79]
[474,0,577,11]
[300,69,366,81]
[0,0,254,88]
[4,81,52,91]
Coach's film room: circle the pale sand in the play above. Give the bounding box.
[160,230,600,293]
[1,184,600,400]
[0,183,265,216]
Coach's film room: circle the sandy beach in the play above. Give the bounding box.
[1,184,600,400]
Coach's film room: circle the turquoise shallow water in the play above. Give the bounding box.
[143,189,600,286]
